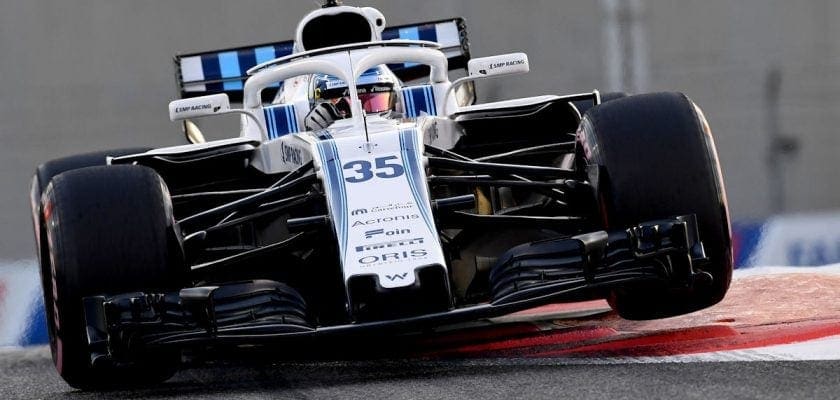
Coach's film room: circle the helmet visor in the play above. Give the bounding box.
[315,80,395,116]
[359,92,394,114]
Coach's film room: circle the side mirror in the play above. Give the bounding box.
[453,80,476,107]
[168,93,268,141]
[168,94,231,121]
[467,53,529,78]
[183,120,207,144]
[443,53,530,113]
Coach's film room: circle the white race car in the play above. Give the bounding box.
[30,1,731,389]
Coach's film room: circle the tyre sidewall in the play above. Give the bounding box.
[41,165,181,388]
[578,92,732,319]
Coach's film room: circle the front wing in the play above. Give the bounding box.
[83,215,710,362]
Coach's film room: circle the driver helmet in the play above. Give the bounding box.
[309,65,399,118]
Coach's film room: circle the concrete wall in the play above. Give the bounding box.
[1,1,838,259]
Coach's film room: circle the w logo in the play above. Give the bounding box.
[385,273,408,281]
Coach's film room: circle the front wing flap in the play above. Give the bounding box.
[84,215,710,361]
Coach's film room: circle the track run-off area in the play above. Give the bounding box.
[1,263,839,398]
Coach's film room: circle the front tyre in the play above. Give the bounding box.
[31,148,151,267]
[40,165,185,389]
[578,92,732,320]
[572,91,627,118]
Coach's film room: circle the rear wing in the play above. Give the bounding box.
[174,18,470,102]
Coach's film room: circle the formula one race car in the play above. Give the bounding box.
[30,1,731,389]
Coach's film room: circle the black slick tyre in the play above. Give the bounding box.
[572,91,627,118]
[577,92,732,320]
[39,165,184,389]
[30,147,151,265]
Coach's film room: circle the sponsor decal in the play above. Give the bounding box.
[352,214,419,227]
[489,59,526,70]
[326,79,348,89]
[175,103,215,113]
[385,273,408,281]
[355,237,424,252]
[351,202,414,216]
[364,228,384,238]
[363,228,410,239]
[370,202,414,213]
[477,58,527,75]
[357,249,429,265]
[281,142,303,165]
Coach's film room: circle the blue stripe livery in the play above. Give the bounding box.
[200,53,223,93]
[262,104,299,139]
[382,23,438,43]
[417,24,438,42]
[399,128,439,245]
[316,140,349,262]
[384,23,439,69]
[218,51,243,90]
[254,46,276,64]
[401,85,437,118]
[398,27,420,41]
[194,43,295,91]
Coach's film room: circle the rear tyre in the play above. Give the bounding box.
[40,165,185,389]
[578,92,732,320]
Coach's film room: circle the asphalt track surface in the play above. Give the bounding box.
[3,268,840,399]
[1,346,839,400]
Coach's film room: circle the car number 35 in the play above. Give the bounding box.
[342,155,405,183]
